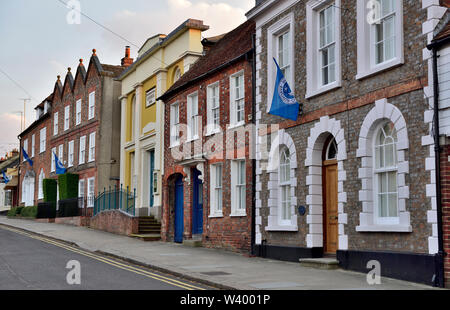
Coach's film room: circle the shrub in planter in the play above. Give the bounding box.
[37,202,57,219]
[7,207,17,217]
[20,206,38,218]
[43,179,57,203]
[57,198,79,218]
[58,173,79,200]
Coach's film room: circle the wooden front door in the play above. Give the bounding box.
[323,160,338,254]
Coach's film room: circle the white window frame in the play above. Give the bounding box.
[23,139,28,162]
[79,136,86,165]
[209,164,223,217]
[206,82,220,135]
[267,12,295,113]
[145,88,156,108]
[170,102,180,147]
[79,179,86,208]
[76,99,82,125]
[31,134,35,158]
[64,105,70,131]
[356,0,404,80]
[279,147,292,226]
[88,91,95,120]
[306,0,342,98]
[231,159,246,217]
[68,140,74,167]
[229,70,245,128]
[54,112,58,136]
[88,132,95,162]
[38,169,45,200]
[187,92,199,141]
[51,147,56,172]
[58,144,64,165]
[87,177,95,207]
[372,122,399,225]
[39,127,46,153]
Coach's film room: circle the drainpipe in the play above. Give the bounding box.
[250,33,257,256]
[428,39,449,288]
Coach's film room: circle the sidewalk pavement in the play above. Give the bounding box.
[0,216,437,290]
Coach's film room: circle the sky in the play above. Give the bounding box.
[0,0,255,157]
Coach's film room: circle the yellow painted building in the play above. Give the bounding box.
[117,19,209,219]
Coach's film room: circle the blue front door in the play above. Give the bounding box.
[192,169,203,235]
[174,176,184,243]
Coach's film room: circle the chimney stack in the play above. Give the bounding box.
[121,46,134,67]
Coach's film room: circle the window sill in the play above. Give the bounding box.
[209,213,223,218]
[305,81,342,99]
[186,136,200,143]
[356,58,404,81]
[356,225,412,233]
[230,211,246,217]
[169,142,181,149]
[205,129,221,137]
[265,225,298,232]
[228,122,245,130]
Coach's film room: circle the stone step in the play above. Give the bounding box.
[138,229,161,234]
[129,234,161,242]
[182,239,203,247]
[298,258,340,270]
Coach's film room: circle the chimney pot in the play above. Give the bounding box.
[121,46,134,67]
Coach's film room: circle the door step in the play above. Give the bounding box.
[129,234,161,242]
[182,239,203,247]
[298,258,340,270]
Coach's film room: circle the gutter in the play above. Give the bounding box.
[250,33,257,256]
[427,40,448,288]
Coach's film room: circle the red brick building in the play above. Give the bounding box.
[159,20,256,253]
[19,48,132,210]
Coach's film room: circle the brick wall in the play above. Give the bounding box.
[162,59,254,253]
[90,210,139,236]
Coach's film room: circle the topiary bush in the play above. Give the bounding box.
[7,207,18,217]
[58,173,79,200]
[19,206,38,218]
[43,179,57,203]
[37,202,57,219]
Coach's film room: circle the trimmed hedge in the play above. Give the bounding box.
[7,207,18,217]
[37,202,57,219]
[57,198,79,218]
[58,173,79,200]
[20,206,38,218]
[43,179,57,203]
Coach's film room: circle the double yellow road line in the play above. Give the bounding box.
[0,225,206,290]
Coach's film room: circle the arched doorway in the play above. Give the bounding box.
[174,175,184,243]
[322,136,338,254]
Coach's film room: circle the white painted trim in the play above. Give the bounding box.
[305,116,347,249]
[305,0,342,99]
[356,0,404,80]
[356,98,411,232]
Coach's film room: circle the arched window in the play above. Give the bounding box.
[325,138,338,160]
[373,122,398,224]
[279,147,291,224]
[173,67,181,83]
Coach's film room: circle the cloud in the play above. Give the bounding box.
[101,0,254,58]
[0,113,21,156]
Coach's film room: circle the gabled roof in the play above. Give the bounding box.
[0,155,19,172]
[62,68,74,95]
[159,20,255,102]
[73,59,87,87]
[34,93,53,110]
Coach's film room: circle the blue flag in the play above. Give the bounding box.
[22,147,33,167]
[2,171,10,184]
[54,152,67,175]
[268,58,300,121]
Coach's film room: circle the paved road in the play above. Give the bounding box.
[0,226,211,290]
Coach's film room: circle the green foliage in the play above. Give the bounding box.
[43,179,57,203]
[19,206,38,218]
[58,173,79,200]
[7,207,18,217]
